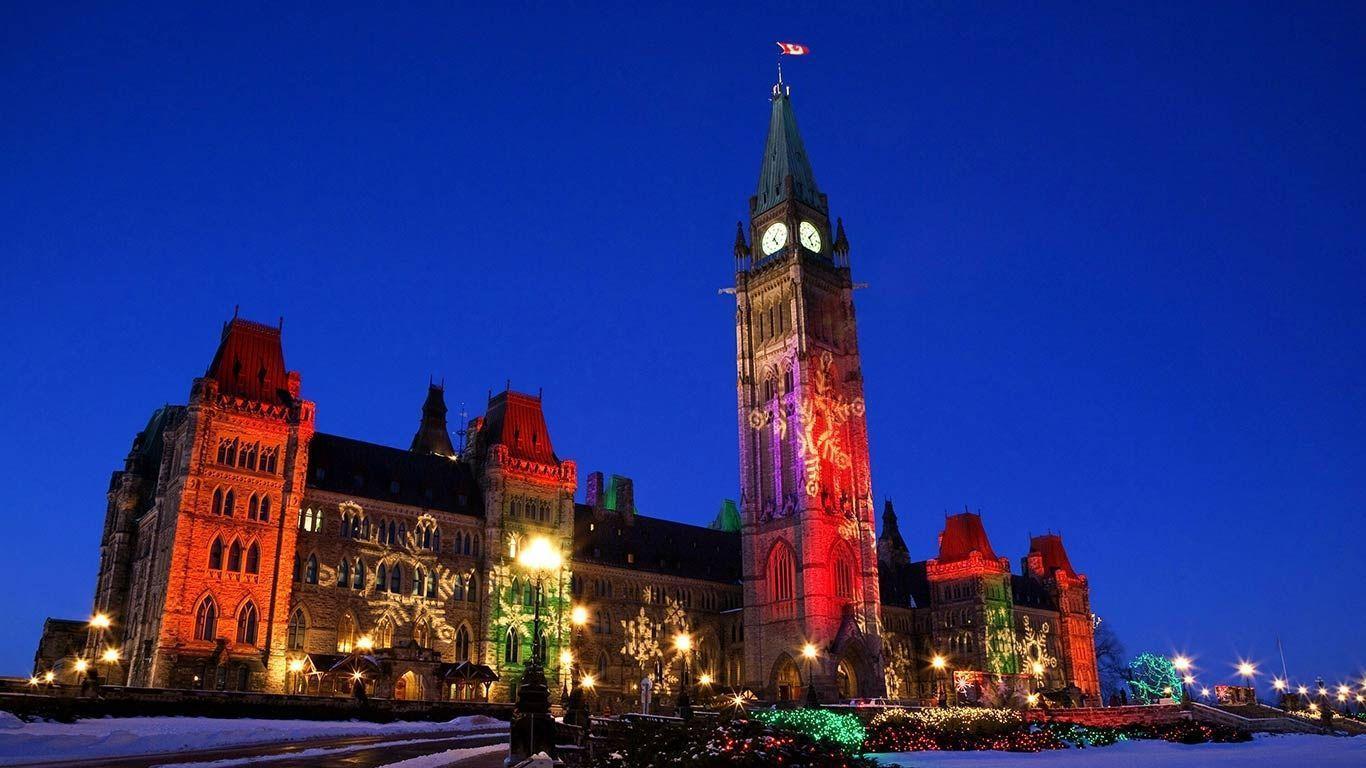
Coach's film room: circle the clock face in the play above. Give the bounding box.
[799,221,822,252]
[760,222,789,255]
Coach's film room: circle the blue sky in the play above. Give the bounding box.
[2,2,1362,688]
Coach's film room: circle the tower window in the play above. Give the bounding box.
[194,595,217,641]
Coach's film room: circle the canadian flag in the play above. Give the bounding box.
[777,42,809,56]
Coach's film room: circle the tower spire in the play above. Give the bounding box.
[753,87,823,216]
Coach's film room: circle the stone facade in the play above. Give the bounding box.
[41,81,1101,707]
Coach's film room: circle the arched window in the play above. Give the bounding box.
[510,578,523,606]
[292,554,301,582]
[413,567,424,596]
[225,440,237,466]
[597,650,609,680]
[389,565,402,593]
[228,539,243,572]
[247,494,260,520]
[375,619,394,649]
[432,528,440,552]
[223,489,235,517]
[767,540,796,617]
[504,626,521,664]
[831,541,856,600]
[338,559,350,588]
[473,535,480,556]
[376,563,388,592]
[259,495,270,522]
[287,608,307,651]
[194,595,217,641]
[455,625,471,662]
[352,558,364,589]
[245,541,260,574]
[236,601,259,645]
[387,521,397,546]
[414,619,433,648]
[453,573,466,601]
[212,488,224,516]
[217,439,229,465]
[336,612,357,653]
[208,537,224,570]
[398,523,407,546]
[467,572,478,603]
[425,570,436,598]
[304,554,318,584]
[422,527,432,549]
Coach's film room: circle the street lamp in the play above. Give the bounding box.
[931,654,948,707]
[510,535,562,765]
[356,635,374,652]
[563,606,591,728]
[1172,656,1193,706]
[801,643,819,707]
[1237,662,1257,704]
[675,632,694,720]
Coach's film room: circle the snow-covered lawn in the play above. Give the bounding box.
[0,711,507,765]
[871,733,1366,767]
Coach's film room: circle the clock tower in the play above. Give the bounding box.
[734,81,884,701]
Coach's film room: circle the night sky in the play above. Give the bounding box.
[2,3,1362,690]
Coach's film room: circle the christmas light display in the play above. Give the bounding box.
[754,708,866,751]
[1127,652,1183,703]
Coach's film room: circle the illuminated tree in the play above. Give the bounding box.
[1127,652,1182,703]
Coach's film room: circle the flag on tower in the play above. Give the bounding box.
[777,42,809,56]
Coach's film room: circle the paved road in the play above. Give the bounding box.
[7,731,509,768]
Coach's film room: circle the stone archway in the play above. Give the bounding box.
[835,658,858,701]
[395,670,420,701]
[769,654,802,702]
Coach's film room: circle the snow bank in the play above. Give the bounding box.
[871,733,1366,768]
[375,743,507,768]
[0,712,507,765]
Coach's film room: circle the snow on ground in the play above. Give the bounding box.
[872,733,1366,768]
[0,712,507,765]
[151,734,505,768]
[373,743,507,768]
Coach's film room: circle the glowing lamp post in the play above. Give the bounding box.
[675,632,694,720]
[801,642,820,707]
[563,606,591,727]
[931,654,949,707]
[1237,662,1257,704]
[1172,656,1193,706]
[510,535,562,764]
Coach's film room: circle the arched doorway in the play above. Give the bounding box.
[771,655,801,702]
[835,658,858,701]
[394,670,419,701]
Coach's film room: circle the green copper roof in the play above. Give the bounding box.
[754,89,822,216]
[709,499,742,533]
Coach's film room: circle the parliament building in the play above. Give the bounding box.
[38,81,1100,708]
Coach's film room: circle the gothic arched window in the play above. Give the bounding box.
[376,563,387,592]
[208,537,224,570]
[767,540,796,617]
[227,539,243,572]
[455,624,471,662]
[247,494,260,520]
[245,541,260,574]
[389,564,402,593]
[236,601,259,645]
[504,626,521,664]
[259,495,270,522]
[223,489,235,517]
[336,612,357,653]
[338,559,350,588]
[212,488,224,516]
[194,595,217,641]
[304,554,318,584]
[352,558,364,589]
[287,608,307,651]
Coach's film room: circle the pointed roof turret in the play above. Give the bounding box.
[709,499,742,533]
[410,383,456,458]
[732,222,750,260]
[833,217,850,257]
[877,499,910,567]
[753,87,823,216]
